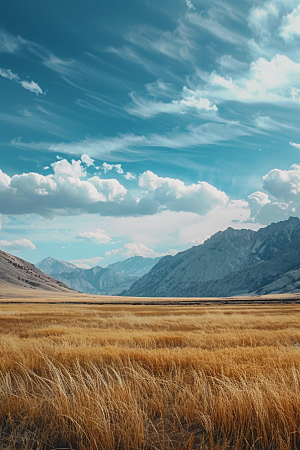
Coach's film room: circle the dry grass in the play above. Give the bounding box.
[1,302,300,449]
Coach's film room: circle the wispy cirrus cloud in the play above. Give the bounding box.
[0,68,45,95]
[26,121,249,162]
[0,28,25,53]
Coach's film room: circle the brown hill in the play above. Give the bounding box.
[0,250,73,293]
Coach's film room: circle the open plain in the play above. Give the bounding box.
[1,291,300,449]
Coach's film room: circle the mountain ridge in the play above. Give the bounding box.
[122,217,300,297]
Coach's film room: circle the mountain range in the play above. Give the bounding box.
[122,217,300,297]
[36,256,161,295]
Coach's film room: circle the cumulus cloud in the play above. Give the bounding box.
[279,5,300,41]
[248,163,300,224]
[0,68,45,95]
[81,154,95,167]
[0,238,36,251]
[0,159,128,217]
[77,229,112,244]
[139,171,228,215]
[124,172,136,180]
[105,242,178,259]
[102,162,124,174]
[204,54,300,104]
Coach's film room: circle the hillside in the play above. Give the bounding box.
[122,217,300,297]
[0,250,72,292]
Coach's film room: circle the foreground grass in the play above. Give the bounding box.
[1,303,300,449]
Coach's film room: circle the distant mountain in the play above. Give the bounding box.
[36,257,81,275]
[0,250,72,292]
[36,255,161,295]
[122,217,300,297]
[106,256,161,278]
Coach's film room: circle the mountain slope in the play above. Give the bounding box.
[0,250,72,292]
[123,217,300,297]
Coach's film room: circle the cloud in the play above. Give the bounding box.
[77,229,112,244]
[0,68,45,95]
[0,159,129,217]
[127,86,218,119]
[0,29,25,53]
[279,5,300,41]
[248,163,300,224]
[185,0,195,10]
[102,162,124,174]
[20,80,44,95]
[69,256,104,269]
[0,158,234,219]
[187,11,246,45]
[290,142,300,150]
[124,172,136,180]
[139,170,228,215]
[51,158,86,178]
[248,2,279,37]
[45,121,250,159]
[105,242,178,259]
[0,238,36,251]
[203,54,300,104]
[81,154,95,167]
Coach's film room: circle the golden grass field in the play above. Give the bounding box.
[1,298,300,449]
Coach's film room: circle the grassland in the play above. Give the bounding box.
[1,301,300,449]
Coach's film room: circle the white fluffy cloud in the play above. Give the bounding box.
[0,68,44,95]
[102,162,124,174]
[0,238,36,251]
[77,229,112,244]
[248,163,300,224]
[279,5,300,41]
[0,160,231,218]
[205,54,300,104]
[139,170,228,215]
[0,159,128,217]
[81,154,95,167]
[106,242,178,259]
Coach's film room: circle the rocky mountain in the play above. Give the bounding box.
[36,257,81,275]
[106,256,161,278]
[35,255,160,295]
[0,250,72,292]
[122,217,300,297]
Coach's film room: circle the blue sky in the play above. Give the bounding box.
[1,0,300,267]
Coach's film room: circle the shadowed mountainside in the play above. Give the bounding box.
[122,217,300,297]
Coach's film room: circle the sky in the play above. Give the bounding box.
[1,0,300,268]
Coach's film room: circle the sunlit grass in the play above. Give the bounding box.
[1,303,300,449]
